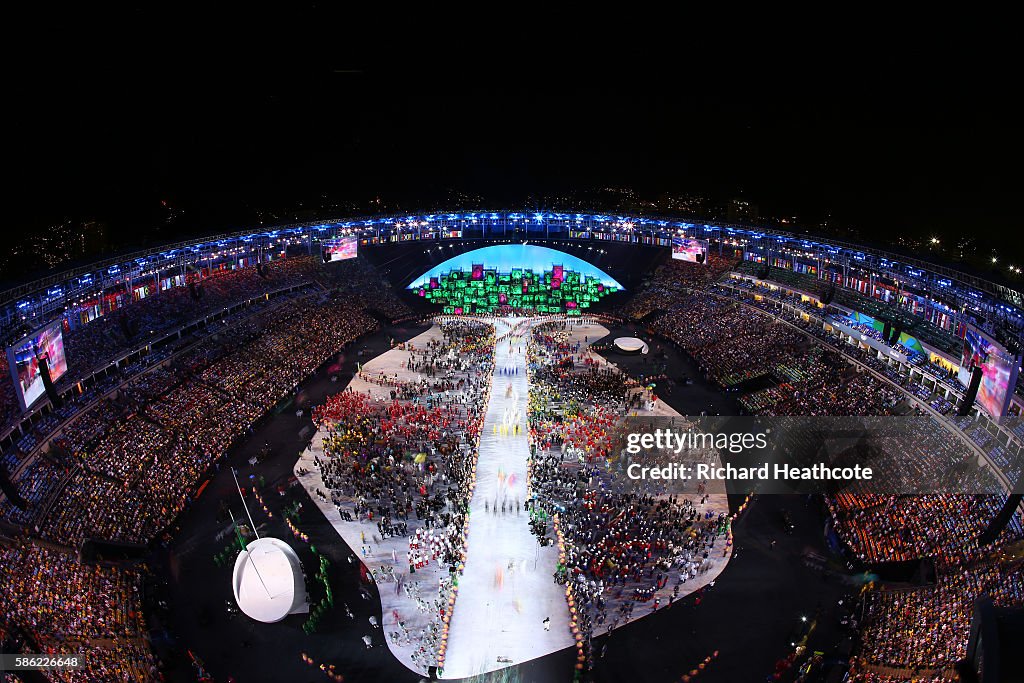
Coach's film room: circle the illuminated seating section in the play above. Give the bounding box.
[618,254,736,320]
[731,261,962,355]
[0,543,155,682]
[0,268,392,677]
[624,261,1023,680]
[856,562,1023,676]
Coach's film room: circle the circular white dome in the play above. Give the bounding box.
[232,537,306,623]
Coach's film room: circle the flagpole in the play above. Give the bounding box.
[230,507,273,599]
[232,467,261,540]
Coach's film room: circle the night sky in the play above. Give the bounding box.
[8,8,1023,279]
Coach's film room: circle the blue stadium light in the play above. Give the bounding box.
[16,300,29,309]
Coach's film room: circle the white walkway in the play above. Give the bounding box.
[441,318,574,678]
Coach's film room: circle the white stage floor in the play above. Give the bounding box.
[442,318,573,678]
[295,316,732,679]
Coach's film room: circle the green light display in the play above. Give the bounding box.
[416,266,617,315]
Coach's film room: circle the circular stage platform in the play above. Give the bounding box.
[232,537,307,623]
[613,337,649,355]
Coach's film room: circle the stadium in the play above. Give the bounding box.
[0,211,1021,683]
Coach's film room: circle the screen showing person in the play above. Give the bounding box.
[959,328,1018,417]
[6,322,69,411]
[323,237,358,261]
[672,237,708,263]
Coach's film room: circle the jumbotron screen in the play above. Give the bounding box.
[959,327,1020,417]
[671,237,708,263]
[322,237,358,262]
[6,321,68,411]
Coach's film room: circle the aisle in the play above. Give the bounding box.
[441,317,573,679]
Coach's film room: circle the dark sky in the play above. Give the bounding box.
[7,8,1023,273]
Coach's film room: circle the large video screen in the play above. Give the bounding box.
[672,237,708,263]
[323,237,358,262]
[959,327,1020,417]
[6,321,68,411]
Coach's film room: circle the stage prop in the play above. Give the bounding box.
[232,537,308,623]
[613,337,648,355]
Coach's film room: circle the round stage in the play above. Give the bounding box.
[232,537,307,623]
[613,337,649,355]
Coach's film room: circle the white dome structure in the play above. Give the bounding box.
[231,537,307,623]
[613,337,648,355]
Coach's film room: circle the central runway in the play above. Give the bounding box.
[441,318,574,678]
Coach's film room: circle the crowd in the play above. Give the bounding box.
[619,264,1024,680]
[826,494,1022,566]
[0,259,393,526]
[317,256,414,321]
[0,254,415,446]
[0,244,1020,681]
[0,257,407,679]
[855,559,1024,677]
[58,255,325,379]
[308,318,495,670]
[519,317,731,670]
[0,540,158,682]
[15,292,380,547]
[646,296,903,417]
[618,254,735,321]
[715,279,1024,483]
